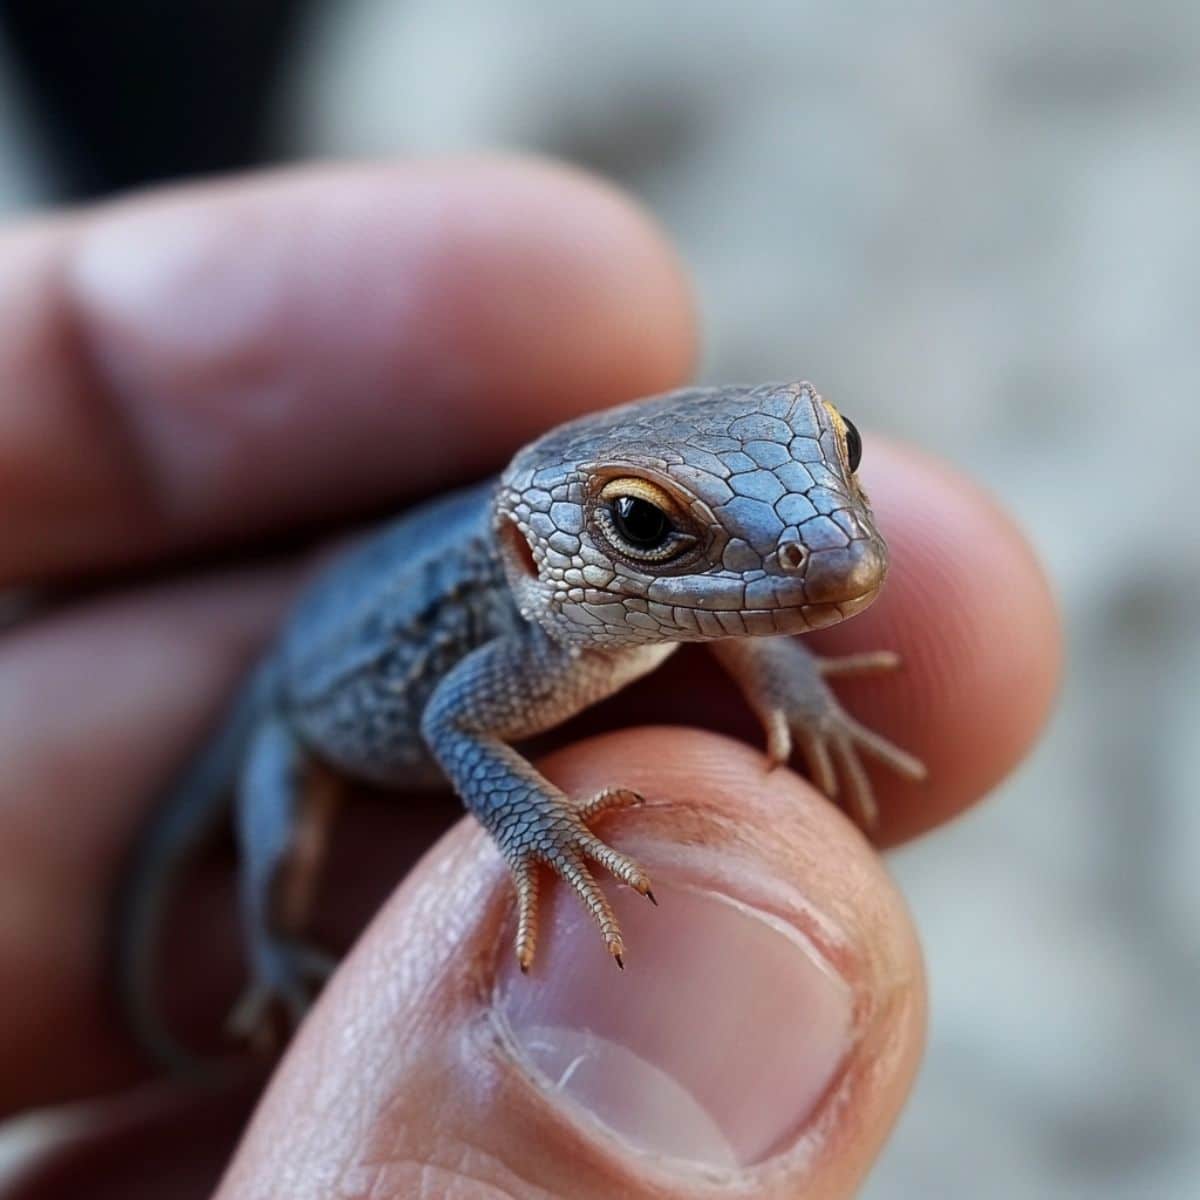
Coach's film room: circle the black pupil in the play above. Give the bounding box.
[843,418,863,472]
[612,495,669,547]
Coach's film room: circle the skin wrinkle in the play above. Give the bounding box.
[346,1025,566,1200]
[419,1136,559,1200]
[0,223,165,574]
[59,234,201,531]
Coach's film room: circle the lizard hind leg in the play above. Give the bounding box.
[230,715,340,1051]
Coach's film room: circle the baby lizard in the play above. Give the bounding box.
[116,381,925,1069]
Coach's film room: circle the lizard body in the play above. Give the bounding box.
[117,382,924,1069]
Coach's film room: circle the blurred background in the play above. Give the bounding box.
[0,1,1196,1196]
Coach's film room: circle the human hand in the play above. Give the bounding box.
[0,158,1059,1198]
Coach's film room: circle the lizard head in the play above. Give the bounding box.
[495,382,888,646]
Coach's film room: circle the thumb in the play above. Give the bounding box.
[217,728,926,1200]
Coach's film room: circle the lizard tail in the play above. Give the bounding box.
[111,661,274,1076]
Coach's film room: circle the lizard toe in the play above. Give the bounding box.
[502,785,655,971]
[546,851,626,966]
[575,830,654,897]
[226,936,334,1051]
[575,786,645,821]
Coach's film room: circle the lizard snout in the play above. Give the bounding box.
[801,535,888,606]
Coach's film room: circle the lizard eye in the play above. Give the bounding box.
[595,477,698,565]
[843,417,863,473]
[612,495,669,547]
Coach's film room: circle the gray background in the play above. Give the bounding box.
[2,3,1197,1196]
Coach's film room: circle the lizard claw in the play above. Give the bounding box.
[507,788,654,974]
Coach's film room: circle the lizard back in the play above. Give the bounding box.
[277,481,522,782]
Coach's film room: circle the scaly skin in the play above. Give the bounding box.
[116,381,925,1070]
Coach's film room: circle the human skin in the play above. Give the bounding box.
[0,158,1060,1198]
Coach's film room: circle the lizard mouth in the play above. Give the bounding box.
[737,585,883,635]
[771,586,881,629]
[593,584,882,639]
[666,585,880,618]
[657,560,885,621]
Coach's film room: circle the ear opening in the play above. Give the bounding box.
[499,516,539,580]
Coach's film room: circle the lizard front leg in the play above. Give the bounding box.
[422,626,672,971]
[710,637,926,829]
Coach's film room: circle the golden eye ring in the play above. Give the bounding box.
[595,477,697,564]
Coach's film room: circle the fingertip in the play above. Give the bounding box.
[813,439,1063,843]
[476,156,699,398]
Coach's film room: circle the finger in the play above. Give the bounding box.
[0,560,477,1116]
[573,439,1063,845]
[0,156,696,584]
[216,729,925,1200]
[0,566,299,1114]
[807,440,1062,844]
[2,1076,261,1200]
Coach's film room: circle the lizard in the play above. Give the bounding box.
[115,381,925,1071]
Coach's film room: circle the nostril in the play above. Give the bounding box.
[778,541,808,572]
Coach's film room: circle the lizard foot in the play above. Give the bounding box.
[772,651,926,829]
[226,937,336,1053]
[714,640,926,831]
[508,787,655,974]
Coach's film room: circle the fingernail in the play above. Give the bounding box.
[495,863,854,1170]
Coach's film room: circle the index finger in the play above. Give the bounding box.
[0,157,696,584]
